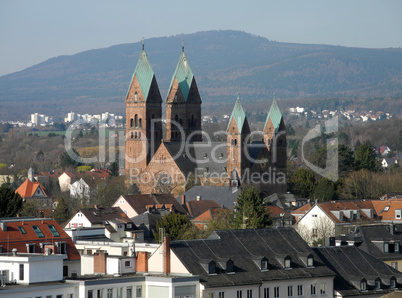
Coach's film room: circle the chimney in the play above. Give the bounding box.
[163,236,171,275]
[136,252,149,273]
[0,221,7,232]
[181,195,186,205]
[196,196,201,201]
[12,248,18,256]
[94,251,107,274]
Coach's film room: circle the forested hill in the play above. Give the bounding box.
[1,30,401,120]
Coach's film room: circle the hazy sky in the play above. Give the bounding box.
[1,0,401,76]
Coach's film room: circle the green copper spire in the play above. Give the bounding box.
[227,93,247,132]
[264,94,283,133]
[168,50,194,101]
[127,47,155,101]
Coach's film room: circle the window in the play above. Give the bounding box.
[312,228,318,237]
[117,288,122,298]
[26,243,35,253]
[126,287,132,298]
[288,286,293,297]
[136,286,142,298]
[56,296,63,298]
[307,256,314,267]
[18,226,26,234]
[274,287,280,298]
[219,292,225,298]
[263,288,269,298]
[297,285,303,296]
[395,242,400,252]
[19,264,24,280]
[311,284,316,295]
[58,242,67,254]
[261,258,268,270]
[208,261,216,274]
[391,262,398,270]
[88,290,93,298]
[320,283,326,295]
[285,256,291,269]
[125,260,131,267]
[312,214,317,217]
[32,225,44,238]
[208,293,214,298]
[375,279,381,290]
[107,289,113,298]
[391,278,396,289]
[384,242,389,253]
[47,225,60,237]
[360,280,367,291]
[237,290,243,298]
[226,260,234,273]
[98,289,103,298]
[247,289,252,298]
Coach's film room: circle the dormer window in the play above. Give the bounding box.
[261,258,268,271]
[396,209,402,219]
[208,261,216,275]
[360,279,367,291]
[384,242,389,253]
[226,260,234,273]
[307,256,314,267]
[284,256,291,269]
[375,278,381,290]
[390,278,396,289]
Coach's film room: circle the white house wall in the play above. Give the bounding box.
[65,212,93,228]
[112,195,139,218]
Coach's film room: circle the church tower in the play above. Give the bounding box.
[226,94,251,181]
[125,45,162,180]
[166,46,202,142]
[263,95,287,169]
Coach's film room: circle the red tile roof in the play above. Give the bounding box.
[184,200,221,218]
[15,178,48,198]
[372,199,402,221]
[121,194,187,215]
[0,218,80,260]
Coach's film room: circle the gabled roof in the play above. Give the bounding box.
[121,194,187,215]
[168,51,194,101]
[171,228,335,288]
[0,217,80,261]
[372,199,402,221]
[264,96,283,133]
[77,206,131,225]
[15,178,48,198]
[314,246,402,297]
[226,94,247,132]
[178,186,241,209]
[127,49,155,101]
[184,200,221,218]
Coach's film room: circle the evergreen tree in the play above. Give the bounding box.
[355,142,380,172]
[52,197,71,224]
[233,185,272,229]
[0,186,23,217]
[153,212,191,242]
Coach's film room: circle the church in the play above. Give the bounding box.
[125,45,287,198]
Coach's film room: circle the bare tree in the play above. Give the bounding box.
[295,215,334,246]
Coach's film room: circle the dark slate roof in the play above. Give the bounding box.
[170,228,335,288]
[314,246,402,297]
[131,212,166,239]
[177,185,241,209]
[334,224,402,262]
[80,207,132,225]
[264,193,306,210]
[122,194,187,215]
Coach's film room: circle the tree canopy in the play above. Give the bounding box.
[0,186,23,217]
[153,212,191,242]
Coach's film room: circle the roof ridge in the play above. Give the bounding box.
[226,94,247,132]
[264,95,283,133]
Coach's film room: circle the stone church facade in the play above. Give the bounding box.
[125,46,287,197]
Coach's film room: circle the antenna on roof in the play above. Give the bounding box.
[142,37,145,51]
[182,38,184,52]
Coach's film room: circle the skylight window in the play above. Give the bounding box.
[18,226,26,234]
[47,224,60,237]
[32,225,44,238]
[384,206,390,212]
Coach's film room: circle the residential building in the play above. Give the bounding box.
[64,206,144,242]
[0,217,80,277]
[113,194,187,218]
[292,200,377,244]
[15,167,49,199]
[314,246,402,297]
[145,228,336,298]
[331,224,402,272]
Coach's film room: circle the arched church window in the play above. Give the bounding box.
[138,132,141,139]
[130,118,134,127]
[130,132,133,139]
[135,114,138,127]
[234,139,237,146]
[139,119,142,128]
[134,91,138,101]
